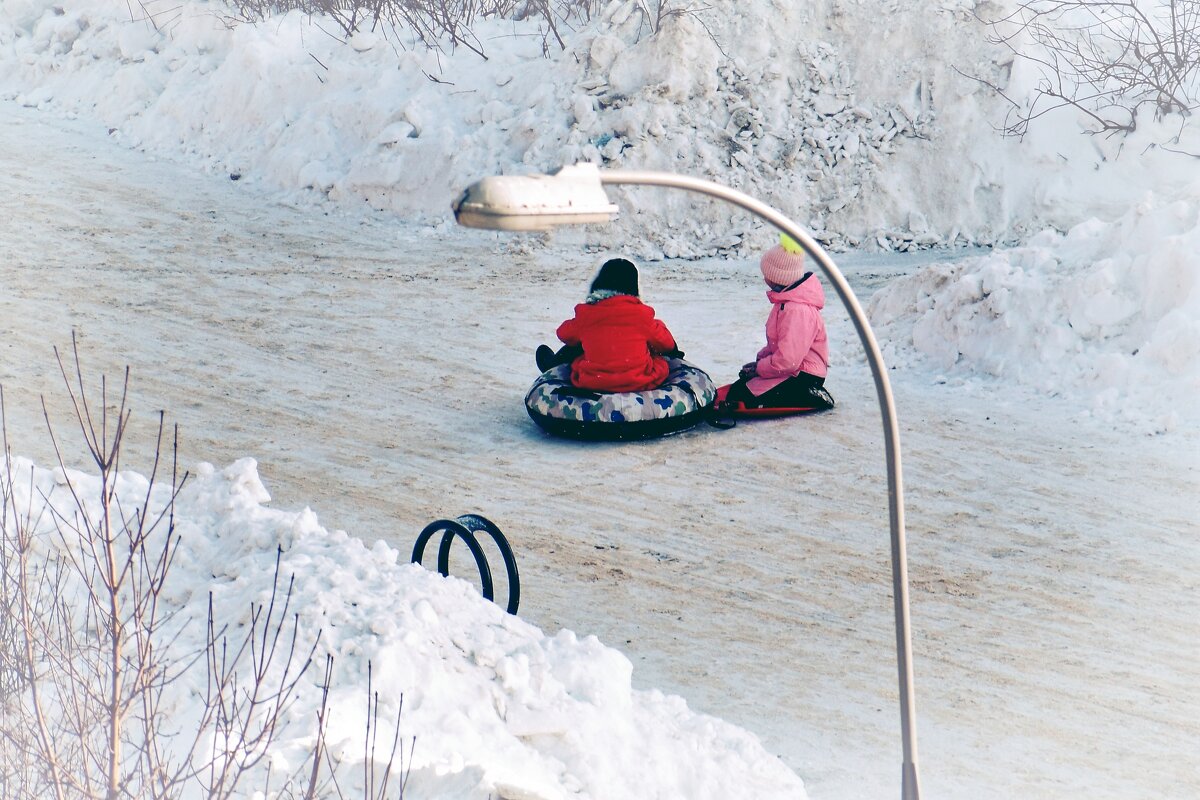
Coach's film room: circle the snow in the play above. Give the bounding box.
[2,453,805,798]
[869,193,1200,432]
[3,0,1169,252]
[2,0,1197,423]
[0,0,1198,798]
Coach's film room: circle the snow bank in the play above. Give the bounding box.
[3,454,806,799]
[4,0,1195,258]
[869,192,1200,432]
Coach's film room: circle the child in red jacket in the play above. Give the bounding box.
[535,258,681,392]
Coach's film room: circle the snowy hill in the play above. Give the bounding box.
[2,0,1196,422]
[1,1,1198,798]
[4,0,1196,255]
[4,0,1195,424]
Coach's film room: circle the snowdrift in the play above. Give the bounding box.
[869,194,1200,432]
[5,0,1196,258]
[2,454,808,799]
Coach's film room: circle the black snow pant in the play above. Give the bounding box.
[723,372,834,410]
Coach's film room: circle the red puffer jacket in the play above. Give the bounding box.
[556,294,677,392]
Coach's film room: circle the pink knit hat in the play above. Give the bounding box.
[760,234,807,288]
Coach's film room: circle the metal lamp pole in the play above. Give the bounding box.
[453,165,922,799]
[598,170,920,798]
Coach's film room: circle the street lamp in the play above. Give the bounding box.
[453,162,922,800]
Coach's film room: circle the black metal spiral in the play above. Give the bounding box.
[411,514,520,614]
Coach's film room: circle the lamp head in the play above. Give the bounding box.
[452,163,619,231]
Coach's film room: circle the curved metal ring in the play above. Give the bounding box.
[457,513,521,614]
[411,515,520,614]
[412,519,494,603]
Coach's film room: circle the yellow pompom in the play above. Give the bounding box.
[779,233,804,255]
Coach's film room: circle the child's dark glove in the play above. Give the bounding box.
[663,347,686,359]
[739,361,757,379]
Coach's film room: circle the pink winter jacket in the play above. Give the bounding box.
[747,273,829,396]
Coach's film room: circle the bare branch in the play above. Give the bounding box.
[969,0,1200,149]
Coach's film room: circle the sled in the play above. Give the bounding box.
[713,383,835,419]
[525,358,716,441]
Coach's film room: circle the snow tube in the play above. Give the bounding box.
[713,382,835,418]
[525,358,716,441]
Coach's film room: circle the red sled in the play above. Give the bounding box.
[713,383,835,418]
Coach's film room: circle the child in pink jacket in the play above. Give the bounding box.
[723,235,835,411]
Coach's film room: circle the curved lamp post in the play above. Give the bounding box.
[452,163,922,800]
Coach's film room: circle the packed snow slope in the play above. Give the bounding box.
[1,104,1197,800]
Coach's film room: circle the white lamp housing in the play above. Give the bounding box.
[452,163,620,231]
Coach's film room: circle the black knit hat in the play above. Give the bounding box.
[590,258,640,296]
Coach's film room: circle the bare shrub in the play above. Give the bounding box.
[0,341,328,799]
[220,0,708,59]
[522,0,714,53]
[125,0,185,34]
[223,0,507,56]
[1,340,418,799]
[634,0,709,35]
[974,0,1200,147]
[378,0,496,59]
[193,548,320,798]
[317,662,413,800]
[0,341,189,799]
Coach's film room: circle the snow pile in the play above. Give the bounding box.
[549,6,943,257]
[0,0,927,257]
[2,454,806,799]
[869,192,1200,431]
[5,0,1184,256]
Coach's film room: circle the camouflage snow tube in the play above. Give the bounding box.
[524,358,717,441]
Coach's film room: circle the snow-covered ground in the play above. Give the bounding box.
[2,104,1198,799]
[2,0,1199,797]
